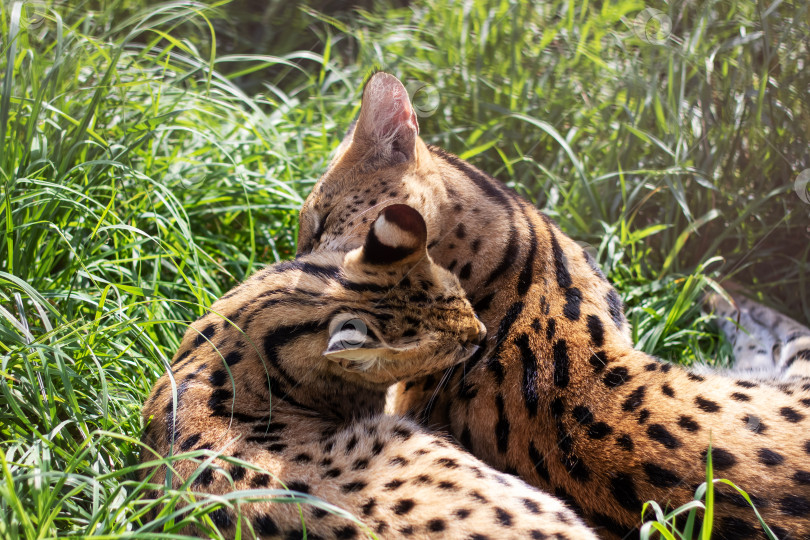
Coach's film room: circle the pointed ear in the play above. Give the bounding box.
[362,204,428,266]
[353,72,419,165]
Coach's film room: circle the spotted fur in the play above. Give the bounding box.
[141,204,596,539]
[298,73,810,539]
[702,288,810,381]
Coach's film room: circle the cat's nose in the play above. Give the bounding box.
[470,317,487,345]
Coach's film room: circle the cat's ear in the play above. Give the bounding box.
[361,204,428,266]
[352,72,419,165]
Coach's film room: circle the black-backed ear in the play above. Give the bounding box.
[362,204,428,266]
[353,72,419,165]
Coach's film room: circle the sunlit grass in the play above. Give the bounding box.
[1,0,805,536]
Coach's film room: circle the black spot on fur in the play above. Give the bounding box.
[606,289,624,327]
[703,447,738,470]
[180,433,201,451]
[393,426,412,439]
[587,314,605,347]
[473,291,495,312]
[250,473,270,487]
[210,508,232,529]
[389,456,408,466]
[427,519,446,532]
[413,474,432,485]
[341,481,366,493]
[361,499,377,516]
[254,514,279,535]
[616,433,634,451]
[494,507,514,527]
[193,467,214,488]
[644,362,659,371]
[194,324,216,346]
[622,386,646,411]
[549,230,572,289]
[677,415,700,432]
[561,453,592,482]
[229,464,246,482]
[687,373,705,382]
[208,370,228,387]
[352,458,369,470]
[716,488,769,509]
[335,525,358,539]
[553,340,570,388]
[637,409,650,424]
[459,262,473,280]
[546,317,556,340]
[572,405,593,424]
[587,422,614,439]
[643,463,682,488]
[730,392,750,402]
[758,448,784,466]
[793,470,810,485]
[287,480,310,494]
[661,384,674,397]
[735,380,757,388]
[522,498,541,514]
[780,495,810,517]
[647,424,682,449]
[589,350,608,372]
[563,288,582,320]
[384,479,404,490]
[455,508,472,519]
[610,473,642,512]
[780,406,804,423]
[516,333,539,416]
[786,349,810,367]
[393,499,415,515]
[436,457,459,469]
[695,396,721,413]
[603,366,631,388]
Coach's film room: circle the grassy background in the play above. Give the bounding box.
[1,0,807,537]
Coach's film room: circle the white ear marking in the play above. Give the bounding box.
[373,213,420,251]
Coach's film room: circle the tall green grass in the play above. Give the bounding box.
[0,1,330,535]
[1,0,805,537]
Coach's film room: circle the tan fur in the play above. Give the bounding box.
[141,206,597,539]
[298,73,810,539]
